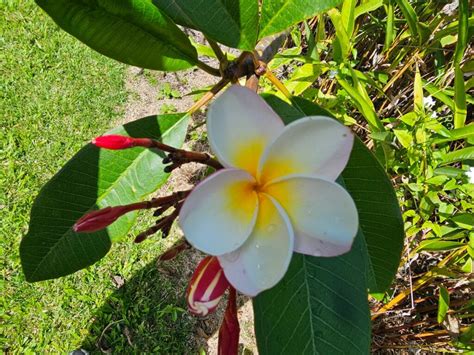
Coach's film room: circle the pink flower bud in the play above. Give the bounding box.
[186,256,230,316]
[92,135,153,150]
[73,206,132,233]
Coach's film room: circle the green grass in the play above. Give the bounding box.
[1,1,196,352]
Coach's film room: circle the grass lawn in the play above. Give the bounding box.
[1,1,197,352]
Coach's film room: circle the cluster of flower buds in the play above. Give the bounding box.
[73,134,223,241]
[73,190,190,240]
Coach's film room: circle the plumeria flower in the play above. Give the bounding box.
[179,85,359,296]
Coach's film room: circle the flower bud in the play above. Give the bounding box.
[92,135,153,150]
[218,287,239,355]
[73,206,132,233]
[186,256,230,316]
[158,241,190,261]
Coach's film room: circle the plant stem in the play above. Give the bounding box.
[205,36,226,63]
[167,150,223,170]
[265,70,293,99]
[196,60,221,77]
[187,77,229,114]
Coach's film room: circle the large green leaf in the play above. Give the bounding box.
[153,0,258,50]
[253,95,406,353]
[263,95,404,292]
[343,139,404,292]
[253,230,371,354]
[20,114,189,282]
[35,0,198,71]
[259,0,342,39]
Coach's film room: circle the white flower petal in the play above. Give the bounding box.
[265,176,358,257]
[258,116,354,184]
[207,85,284,176]
[179,169,259,255]
[218,194,294,296]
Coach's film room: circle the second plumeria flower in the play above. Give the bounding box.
[179,85,359,296]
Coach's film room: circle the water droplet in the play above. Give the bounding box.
[255,243,260,249]
[266,224,276,233]
[257,264,262,270]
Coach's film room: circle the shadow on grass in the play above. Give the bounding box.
[80,247,223,353]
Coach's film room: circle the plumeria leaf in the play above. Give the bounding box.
[153,0,259,50]
[253,94,405,353]
[259,0,343,39]
[262,94,404,293]
[35,0,198,71]
[253,229,371,354]
[20,114,189,282]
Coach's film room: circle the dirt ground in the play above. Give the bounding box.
[122,65,258,354]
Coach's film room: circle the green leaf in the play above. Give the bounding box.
[263,94,404,293]
[20,114,189,282]
[337,74,385,132]
[454,65,467,129]
[452,214,474,230]
[437,286,450,324]
[259,0,342,39]
[354,0,383,20]
[423,81,455,111]
[441,147,474,165]
[414,65,424,115]
[393,0,428,44]
[253,230,371,354]
[35,0,198,71]
[432,124,474,144]
[284,63,321,96]
[340,0,356,38]
[342,141,404,292]
[383,0,395,51]
[153,0,258,50]
[394,129,413,148]
[432,16,474,43]
[453,0,469,66]
[328,8,351,61]
[416,240,465,252]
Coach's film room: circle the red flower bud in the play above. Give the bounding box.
[158,241,190,261]
[92,135,153,150]
[186,256,230,316]
[218,287,239,355]
[73,205,133,233]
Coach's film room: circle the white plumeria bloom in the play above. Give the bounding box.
[179,85,359,296]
